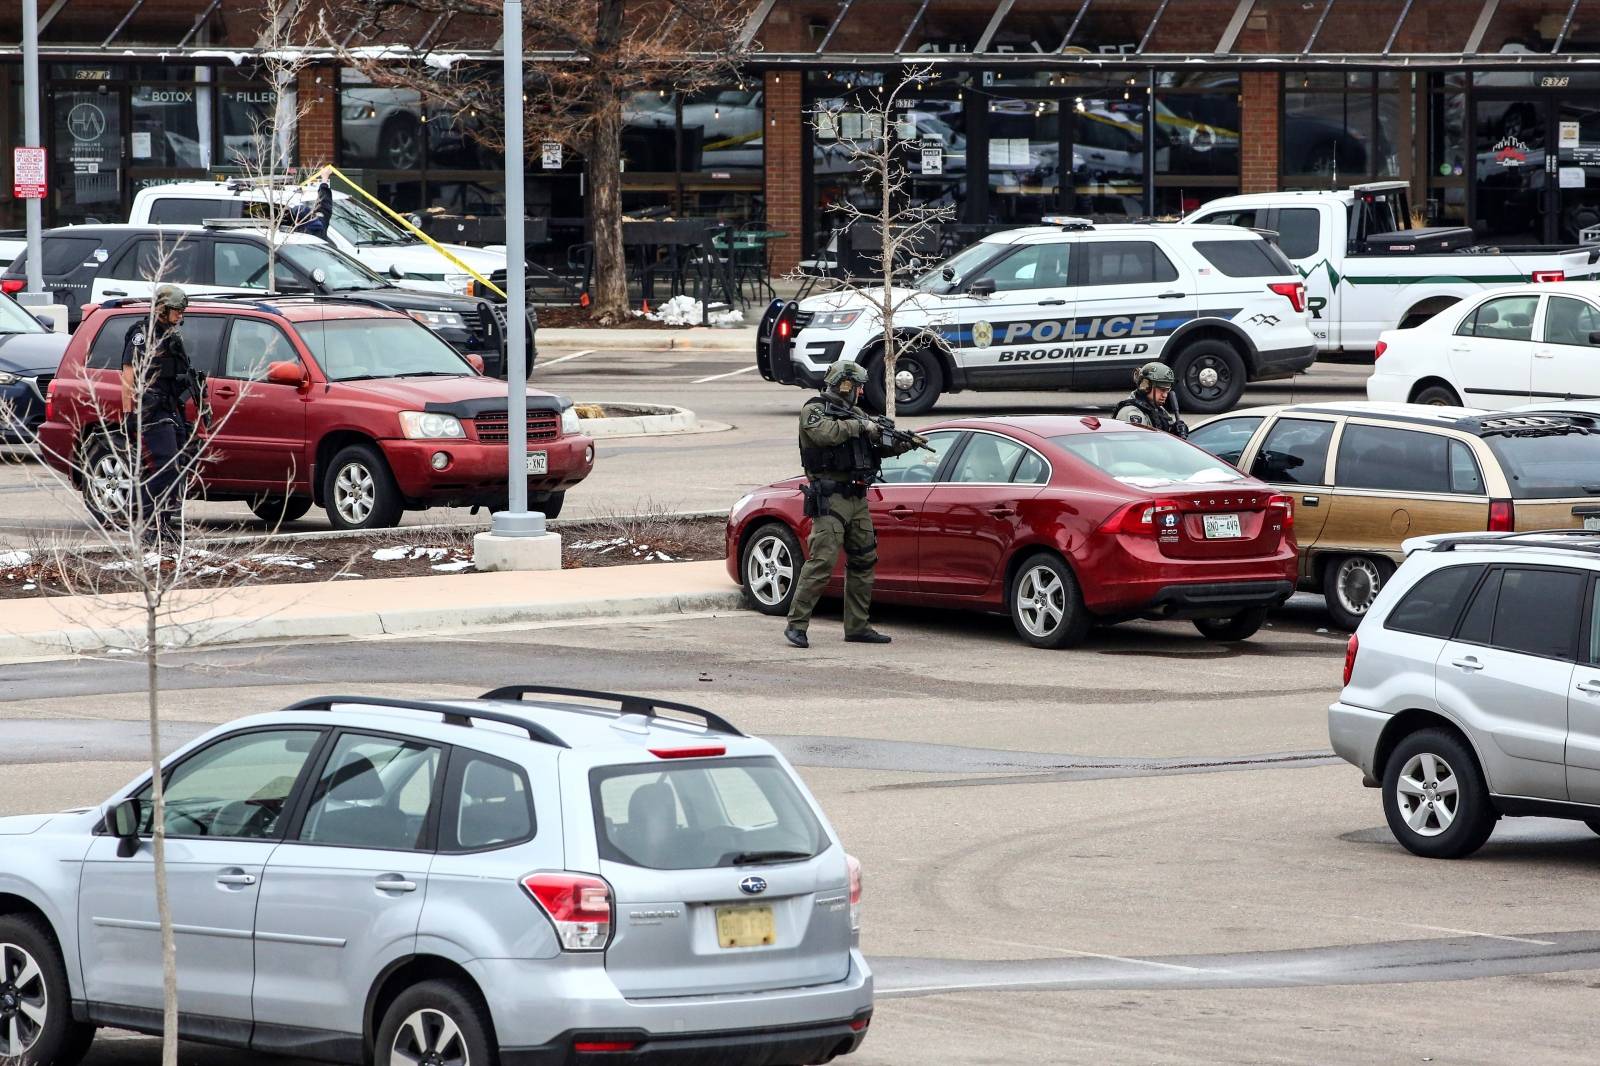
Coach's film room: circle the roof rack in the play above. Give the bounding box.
[479,685,744,737]
[1432,529,1600,554]
[285,694,570,747]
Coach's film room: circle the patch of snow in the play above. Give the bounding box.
[631,295,744,328]
[0,551,31,567]
[335,572,365,579]
[423,52,471,72]
[371,546,453,562]
[249,554,316,570]
[431,560,474,572]
[371,546,410,561]
[22,583,35,591]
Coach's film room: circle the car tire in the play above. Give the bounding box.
[1382,728,1496,859]
[323,443,404,531]
[532,490,565,520]
[248,495,313,525]
[1172,340,1247,415]
[1193,607,1267,642]
[80,430,136,529]
[1412,383,1461,406]
[373,979,494,1066]
[862,344,944,417]
[1323,554,1395,631]
[0,913,96,1065]
[1009,553,1091,649]
[741,522,802,616]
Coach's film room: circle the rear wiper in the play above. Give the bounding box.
[726,849,814,866]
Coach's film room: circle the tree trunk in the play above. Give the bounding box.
[146,603,178,1066]
[586,101,629,325]
[879,160,897,422]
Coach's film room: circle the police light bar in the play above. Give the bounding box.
[1042,216,1094,231]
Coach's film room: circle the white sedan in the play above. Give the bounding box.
[1366,281,1600,407]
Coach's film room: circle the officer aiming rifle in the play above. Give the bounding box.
[119,285,207,543]
[784,359,923,649]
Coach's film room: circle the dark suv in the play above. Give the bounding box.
[38,296,591,529]
[0,225,533,378]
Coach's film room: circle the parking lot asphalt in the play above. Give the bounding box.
[4,598,1597,1065]
[0,347,1375,548]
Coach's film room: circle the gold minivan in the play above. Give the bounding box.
[1188,402,1600,628]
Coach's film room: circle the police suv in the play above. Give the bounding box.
[757,221,1317,415]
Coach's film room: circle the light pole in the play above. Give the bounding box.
[474,0,561,570]
[19,0,46,303]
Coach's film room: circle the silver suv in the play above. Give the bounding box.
[1330,531,1600,858]
[0,687,871,1065]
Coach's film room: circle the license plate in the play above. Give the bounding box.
[525,451,547,475]
[715,905,776,949]
[1203,514,1242,539]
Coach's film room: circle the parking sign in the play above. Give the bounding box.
[13,147,46,199]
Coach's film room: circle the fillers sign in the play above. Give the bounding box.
[12,147,46,199]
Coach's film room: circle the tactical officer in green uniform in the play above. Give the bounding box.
[784,359,918,648]
[1112,360,1189,438]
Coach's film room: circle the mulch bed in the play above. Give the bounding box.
[537,305,684,330]
[0,515,726,601]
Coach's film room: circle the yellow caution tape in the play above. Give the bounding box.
[300,164,508,299]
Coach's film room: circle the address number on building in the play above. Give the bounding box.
[12,147,46,199]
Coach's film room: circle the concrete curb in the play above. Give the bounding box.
[580,404,699,437]
[539,327,756,352]
[0,586,746,665]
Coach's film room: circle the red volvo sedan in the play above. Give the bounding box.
[727,415,1298,648]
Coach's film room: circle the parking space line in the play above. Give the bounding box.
[692,365,759,384]
[538,349,595,368]
[1347,915,1555,946]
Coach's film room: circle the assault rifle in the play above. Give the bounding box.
[822,397,935,453]
[166,329,212,430]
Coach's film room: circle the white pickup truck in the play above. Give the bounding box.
[1182,181,1600,356]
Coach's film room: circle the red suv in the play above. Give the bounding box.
[728,415,1297,647]
[39,297,593,529]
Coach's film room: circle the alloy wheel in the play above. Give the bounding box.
[1016,565,1065,638]
[0,941,48,1057]
[1336,557,1383,617]
[391,1008,468,1066]
[746,534,795,606]
[89,448,133,517]
[334,462,376,525]
[1393,751,1459,837]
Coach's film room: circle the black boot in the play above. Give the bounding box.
[845,628,892,644]
[783,626,809,649]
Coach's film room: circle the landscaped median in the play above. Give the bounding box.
[0,557,745,664]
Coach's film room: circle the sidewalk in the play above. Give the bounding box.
[539,325,757,352]
[0,560,743,664]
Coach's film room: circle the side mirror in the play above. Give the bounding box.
[464,352,485,374]
[968,277,996,297]
[104,799,141,857]
[388,264,406,280]
[266,361,306,387]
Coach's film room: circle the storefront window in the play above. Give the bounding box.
[623,90,678,172]
[220,84,292,168]
[1073,96,1146,216]
[1283,71,1400,179]
[339,72,423,171]
[1143,0,1237,53]
[682,86,765,178]
[988,97,1060,225]
[903,75,968,226]
[1156,85,1240,178]
[426,102,498,170]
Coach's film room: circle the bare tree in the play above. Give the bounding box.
[332,0,750,325]
[0,238,323,1066]
[802,68,955,421]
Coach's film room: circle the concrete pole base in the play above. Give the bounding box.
[472,530,563,572]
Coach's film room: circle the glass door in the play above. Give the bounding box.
[1071,96,1147,219]
[1556,100,1600,245]
[986,97,1062,226]
[52,88,125,225]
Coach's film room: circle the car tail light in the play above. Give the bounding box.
[649,745,725,759]
[1532,269,1565,283]
[1268,281,1307,313]
[521,873,613,951]
[846,853,862,932]
[1374,340,1387,360]
[849,1014,871,1032]
[44,378,56,423]
[573,1041,639,1053]
[1489,498,1515,532]
[1267,493,1294,528]
[0,279,23,295]
[1099,498,1181,536]
[1343,633,1359,686]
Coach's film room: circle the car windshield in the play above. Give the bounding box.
[329,200,415,246]
[1482,424,1600,499]
[914,241,1003,294]
[590,756,827,871]
[298,318,472,381]
[0,294,45,334]
[1052,430,1245,487]
[281,242,389,291]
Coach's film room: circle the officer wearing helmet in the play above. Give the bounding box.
[120,284,201,541]
[1112,361,1189,438]
[784,359,916,648]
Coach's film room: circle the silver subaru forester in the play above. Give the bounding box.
[0,686,872,1065]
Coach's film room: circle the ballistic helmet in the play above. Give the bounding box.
[153,284,189,314]
[824,359,869,389]
[1135,361,1175,391]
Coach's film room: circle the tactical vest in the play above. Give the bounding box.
[799,398,876,478]
[1114,391,1176,432]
